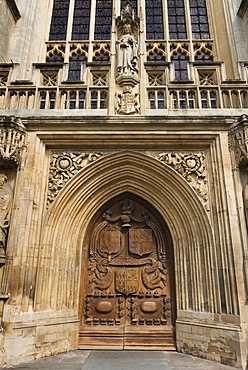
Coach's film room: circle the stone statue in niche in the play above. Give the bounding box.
[0,174,13,264]
[116,22,138,76]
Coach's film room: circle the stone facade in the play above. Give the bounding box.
[0,0,247,369]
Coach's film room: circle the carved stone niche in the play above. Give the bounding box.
[115,1,140,87]
[0,116,28,168]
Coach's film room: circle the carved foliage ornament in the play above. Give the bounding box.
[47,151,106,207]
[0,116,28,166]
[155,152,208,208]
[229,114,248,167]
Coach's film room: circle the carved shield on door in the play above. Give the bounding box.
[129,229,153,256]
[99,228,122,256]
[116,267,138,295]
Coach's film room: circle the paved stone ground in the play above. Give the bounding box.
[3,350,240,370]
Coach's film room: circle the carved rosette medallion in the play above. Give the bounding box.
[154,151,209,210]
[0,116,28,167]
[47,151,107,207]
[84,198,171,328]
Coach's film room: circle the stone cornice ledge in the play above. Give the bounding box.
[5,0,21,21]
[238,0,248,17]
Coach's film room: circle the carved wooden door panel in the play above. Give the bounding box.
[79,197,175,350]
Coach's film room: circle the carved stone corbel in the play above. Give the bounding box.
[0,116,28,168]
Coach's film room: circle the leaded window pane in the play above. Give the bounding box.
[68,52,87,80]
[145,0,164,40]
[168,0,187,39]
[94,0,112,40]
[49,0,70,41]
[189,0,210,39]
[72,0,91,40]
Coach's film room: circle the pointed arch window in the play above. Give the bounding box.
[145,0,164,40]
[168,0,187,39]
[72,0,91,40]
[49,0,70,41]
[189,0,210,39]
[94,0,113,40]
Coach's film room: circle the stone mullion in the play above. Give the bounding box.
[139,0,146,115]
[66,0,75,42]
[108,3,117,115]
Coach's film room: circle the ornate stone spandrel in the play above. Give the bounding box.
[0,174,13,265]
[0,116,28,168]
[155,152,209,210]
[115,86,140,115]
[47,151,107,207]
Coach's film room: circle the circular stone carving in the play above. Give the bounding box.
[186,158,197,169]
[184,156,201,172]
[55,155,72,171]
[140,301,158,313]
[95,301,114,313]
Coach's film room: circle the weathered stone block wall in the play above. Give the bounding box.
[2,317,79,367]
[0,0,19,62]
[177,323,242,367]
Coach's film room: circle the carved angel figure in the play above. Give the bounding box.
[116,23,138,76]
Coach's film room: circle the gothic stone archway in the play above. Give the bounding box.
[36,151,216,357]
[79,193,175,350]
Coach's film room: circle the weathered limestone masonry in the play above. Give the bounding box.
[0,0,247,369]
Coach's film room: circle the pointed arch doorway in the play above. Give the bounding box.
[79,193,176,350]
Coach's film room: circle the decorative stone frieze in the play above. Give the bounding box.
[47,151,107,207]
[229,114,248,167]
[155,152,209,209]
[0,116,28,167]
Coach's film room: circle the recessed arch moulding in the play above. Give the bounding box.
[27,150,242,367]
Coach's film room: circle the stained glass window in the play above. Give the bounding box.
[168,0,187,39]
[189,0,210,39]
[171,51,189,79]
[121,0,137,14]
[94,0,112,40]
[145,0,164,40]
[68,52,87,80]
[49,0,70,41]
[72,0,91,40]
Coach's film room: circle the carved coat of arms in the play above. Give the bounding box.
[99,228,122,256]
[116,267,138,295]
[115,86,140,115]
[129,229,153,256]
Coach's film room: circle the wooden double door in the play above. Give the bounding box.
[79,194,175,350]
